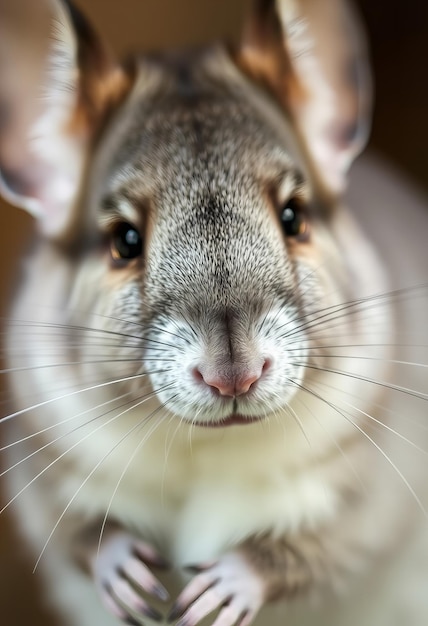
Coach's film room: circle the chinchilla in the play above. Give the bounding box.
[0,1,427,625]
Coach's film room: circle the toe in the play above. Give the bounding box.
[124,556,169,601]
[168,572,217,621]
[176,586,225,626]
[110,576,163,622]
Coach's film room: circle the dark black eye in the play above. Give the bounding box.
[280,198,310,241]
[110,223,143,261]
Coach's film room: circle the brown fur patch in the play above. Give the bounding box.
[65,2,135,137]
[240,533,318,601]
[233,0,304,115]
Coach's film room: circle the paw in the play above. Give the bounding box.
[168,552,264,626]
[91,531,170,624]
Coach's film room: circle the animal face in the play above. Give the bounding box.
[0,0,376,432]
[57,42,361,427]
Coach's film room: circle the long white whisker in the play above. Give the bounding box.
[310,377,428,433]
[290,378,427,517]
[0,383,174,515]
[0,367,171,425]
[161,412,180,506]
[96,401,179,559]
[0,390,134,451]
[310,381,428,456]
[0,357,177,376]
[288,351,428,370]
[0,390,154,476]
[281,284,427,340]
[290,361,428,401]
[287,389,366,494]
[32,392,174,572]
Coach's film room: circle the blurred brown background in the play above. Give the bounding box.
[1,1,427,624]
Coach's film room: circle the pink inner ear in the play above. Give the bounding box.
[0,0,91,236]
[307,128,355,194]
[293,80,367,193]
[0,136,84,235]
[278,0,371,194]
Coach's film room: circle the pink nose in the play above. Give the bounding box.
[193,361,269,397]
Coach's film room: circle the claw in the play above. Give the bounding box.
[167,602,184,623]
[101,582,140,625]
[183,560,216,574]
[177,585,225,626]
[171,552,264,626]
[93,531,169,623]
[123,618,142,626]
[110,576,163,621]
[168,572,219,622]
[122,555,170,601]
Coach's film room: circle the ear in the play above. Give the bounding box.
[237,0,371,193]
[0,0,129,238]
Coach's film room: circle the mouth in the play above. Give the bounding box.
[194,414,265,428]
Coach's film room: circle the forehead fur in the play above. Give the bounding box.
[92,45,309,220]
[88,45,320,321]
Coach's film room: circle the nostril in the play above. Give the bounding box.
[192,358,272,398]
[262,358,271,374]
[192,367,204,383]
[235,370,261,396]
[192,367,235,397]
[235,376,256,396]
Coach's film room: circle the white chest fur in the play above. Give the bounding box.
[58,402,339,566]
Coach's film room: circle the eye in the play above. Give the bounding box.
[110,222,143,261]
[280,198,310,241]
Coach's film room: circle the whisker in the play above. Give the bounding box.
[326,391,428,457]
[145,322,193,345]
[289,361,428,401]
[281,398,333,505]
[310,377,428,433]
[289,378,427,517]
[3,320,181,352]
[171,310,198,342]
[161,413,181,505]
[0,390,134,451]
[34,398,174,573]
[283,299,393,341]
[4,320,144,342]
[97,400,179,559]
[276,253,343,318]
[281,400,312,449]
[0,343,175,356]
[257,296,277,334]
[0,367,171,425]
[292,393,368,493]
[281,284,427,340]
[0,367,149,410]
[305,374,428,455]
[164,410,186,466]
[286,342,428,352]
[81,311,192,345]
[0,357,176,376]
[287,352,428,370]
[285,327,428,346]
[0,382,172,481]
[5,306,192,346]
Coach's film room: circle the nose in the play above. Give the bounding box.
[193,360,270,397]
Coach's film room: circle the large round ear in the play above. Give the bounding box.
[236,0,372,193]
[0,0,129,238]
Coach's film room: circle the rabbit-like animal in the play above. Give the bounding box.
[1,1,428,625]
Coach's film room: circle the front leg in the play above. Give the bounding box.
[168,534,320,626]
[73,520,170,625]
